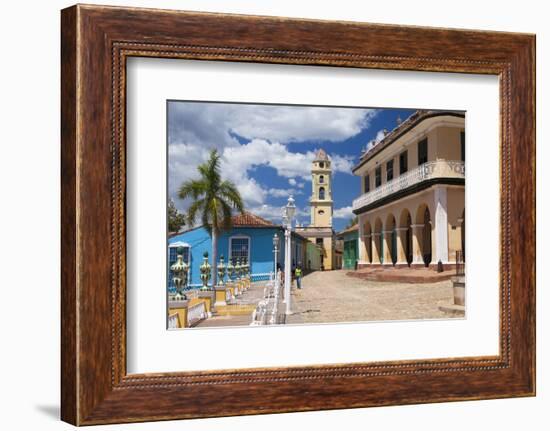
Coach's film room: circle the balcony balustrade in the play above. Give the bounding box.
[352,159,464,211]
[187,301,208,327]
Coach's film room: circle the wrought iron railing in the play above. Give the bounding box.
[352,160,465,211]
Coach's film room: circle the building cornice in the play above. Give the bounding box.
[352,110,465,174]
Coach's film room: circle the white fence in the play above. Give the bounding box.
[168,313,179,329]
[187,302,207,327]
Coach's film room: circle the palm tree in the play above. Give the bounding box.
[178,149,245,287]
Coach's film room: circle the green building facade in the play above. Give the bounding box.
[339,225,359,270]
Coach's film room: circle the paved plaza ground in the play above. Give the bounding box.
[286,270,461,325]
[194,269,462,328]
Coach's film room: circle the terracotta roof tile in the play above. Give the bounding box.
[231,212,277,227]
[337,224,359,236]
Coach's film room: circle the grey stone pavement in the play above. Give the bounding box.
[193,270,462,328]
[286,270,462,324]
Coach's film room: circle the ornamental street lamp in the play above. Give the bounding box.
[272,233,280,280]
[283,195,296,316]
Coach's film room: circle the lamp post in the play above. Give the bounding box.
[272,233,280,283]
[283,195,296,316]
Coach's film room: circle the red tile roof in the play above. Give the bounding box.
[231,212,277,227]
[337,224,359,236]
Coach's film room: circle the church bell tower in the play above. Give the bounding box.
[310,149,333,227]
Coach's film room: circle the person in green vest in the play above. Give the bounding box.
[295,263,303,289]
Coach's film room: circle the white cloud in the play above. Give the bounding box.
[375,129,387,143]
[222,139,354,181]
[169,138,355,213]
[168,101,368,216]
[229,106,378,143]
[268,188,302,198]
[333,206,354,219]
[365,129,388,151]
[169,102,377,145]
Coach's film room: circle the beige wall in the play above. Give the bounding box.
[447,187,466,260]
[359,123,464,192]
[312,201,333,227]
[304,236,335,270]
[311,162,333,227]
[322,236,335,270]
[436,126,463,161]
[357,185,464,265]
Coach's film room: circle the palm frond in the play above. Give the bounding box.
[219,199,234,231]
[186,198,206,227]
[176,148,244,236]
[178,179,208,200]
[219,180,245,213]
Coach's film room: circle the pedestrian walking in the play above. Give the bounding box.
[295,263,303,289]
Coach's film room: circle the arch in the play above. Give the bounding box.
[399,208,413,265]
[319,175,324,184]
[385,213,397,265]
[415,204,432,266]
[319,186,326,200]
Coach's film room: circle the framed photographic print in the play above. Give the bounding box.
[61,4,535,425]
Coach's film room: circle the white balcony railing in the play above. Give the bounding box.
[352,160,464,211]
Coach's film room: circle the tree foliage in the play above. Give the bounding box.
[346,216,359,229]
[177,149,245,286]
[168,198,186,233]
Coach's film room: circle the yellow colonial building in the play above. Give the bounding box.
[296,149,336,270]
[352,110,465,269]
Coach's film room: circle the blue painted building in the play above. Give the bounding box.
[168,212,306,290]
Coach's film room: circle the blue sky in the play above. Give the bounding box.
[168,101,415,232]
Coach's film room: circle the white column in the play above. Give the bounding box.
[395,227,408,265]
[434,185,449,263]
[284,228,292,315]
[371,233,381,264]
[382,230,393,265]
[357,216,368,264]
[410,224,424,265]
